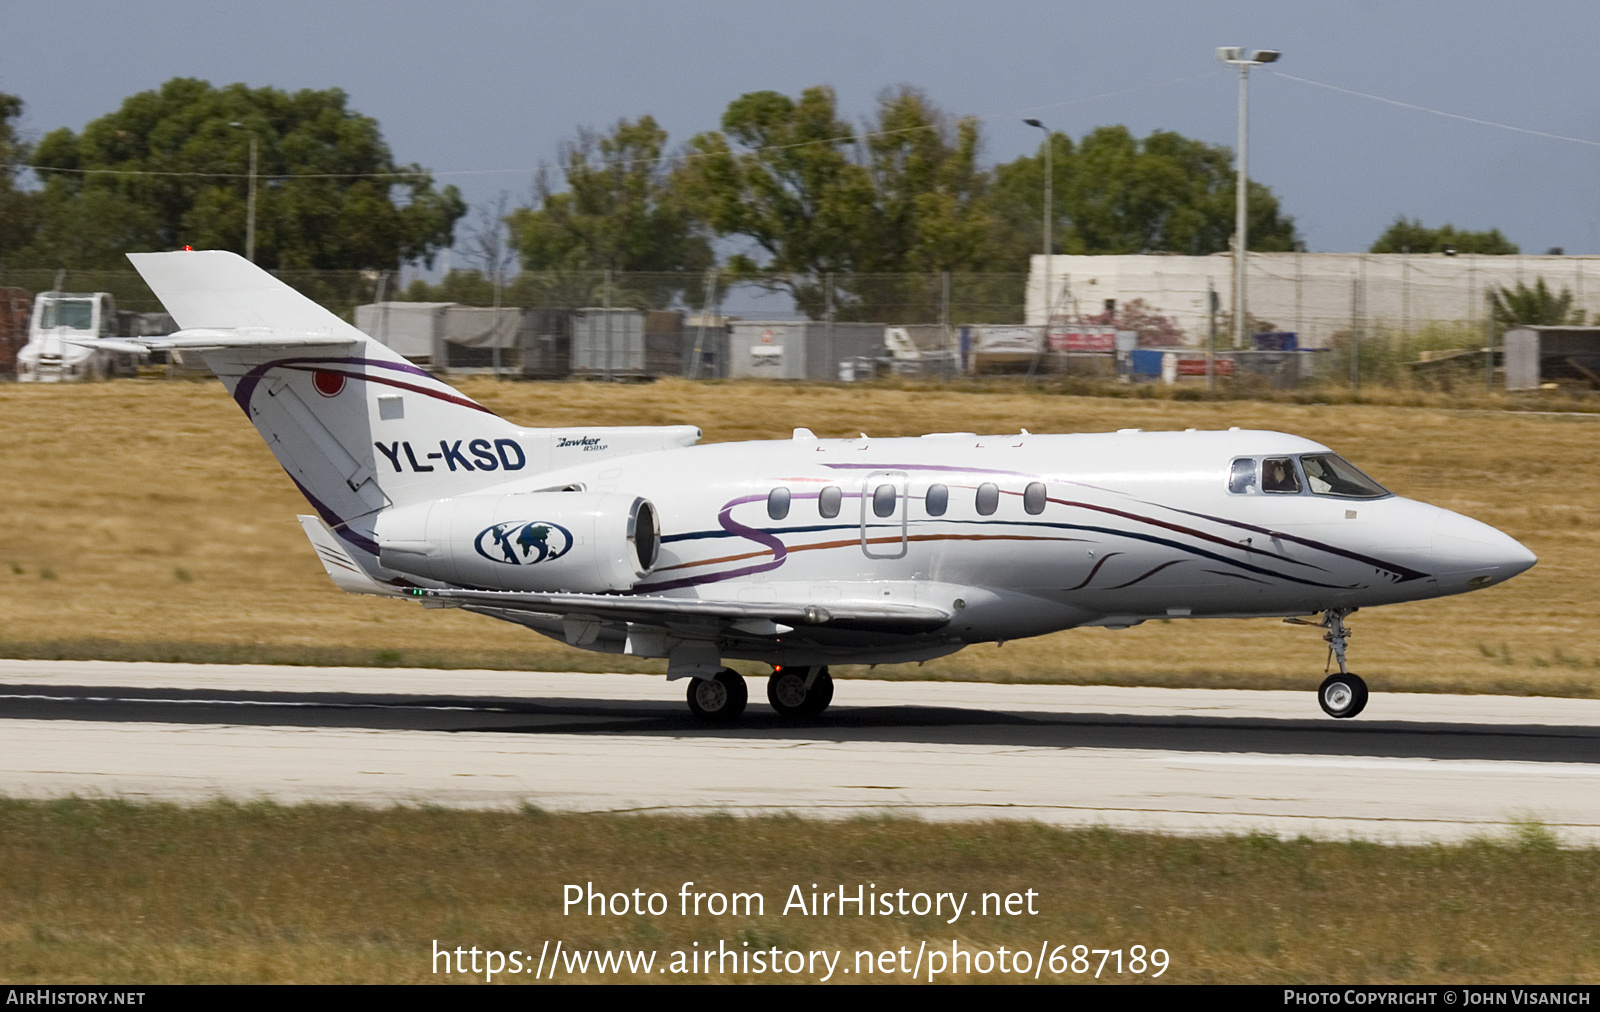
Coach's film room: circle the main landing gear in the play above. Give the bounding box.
[766,666,834,718]
[1306,608,1368,719]
[686,668,748,725]
[684,666,836,724]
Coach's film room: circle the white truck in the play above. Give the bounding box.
[17,292,148,382]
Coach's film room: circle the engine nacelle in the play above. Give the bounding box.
[375,491,660,592]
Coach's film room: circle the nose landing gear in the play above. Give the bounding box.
[1318,671,1368,719]
[1294,609,1369,719]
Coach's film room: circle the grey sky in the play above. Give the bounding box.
[8,0,1600,256]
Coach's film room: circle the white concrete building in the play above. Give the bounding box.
[1026,253,1600,348]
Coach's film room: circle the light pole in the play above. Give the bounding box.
[229,122,258,263]
[1214,47,1279,349]
[1023,119,1052,330]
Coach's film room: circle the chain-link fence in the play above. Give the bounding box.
[5,259,1593,389]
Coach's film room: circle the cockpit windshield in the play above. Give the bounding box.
[1300,453,1389,498]
[1228,453,1390,499]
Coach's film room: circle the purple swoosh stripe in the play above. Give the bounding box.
[1064,551,1122,591]
[816,471,1416,582]
[286,474,381,556]
[637,494,789,592]
[1105,559,1186,590]
[1047,496,1329,573]
[1155,503,1429,582]
[233,356,497,417]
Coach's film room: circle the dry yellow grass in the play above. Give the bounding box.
[2,799,1596,984]
[0,377,1595,694]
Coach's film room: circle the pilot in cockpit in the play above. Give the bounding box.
[1262,457,1301,493]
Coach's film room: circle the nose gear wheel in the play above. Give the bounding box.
[1318,672,1369,719]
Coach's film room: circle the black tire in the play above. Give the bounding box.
[1317,672,1368,719]
[766,667,811,716]
[767,666,834,718]
[798,667,833,717]
[687,668,748,724]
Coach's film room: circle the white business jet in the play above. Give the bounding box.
[112,251,1536,723]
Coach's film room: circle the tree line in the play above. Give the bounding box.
[495,85,1305,316]
[0,80,464,273]
[2,77,1541,321]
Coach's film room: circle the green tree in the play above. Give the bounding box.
[992,125,1300,256]
[21,78,464,270]
[1491,278,1577,328]
[0,93,44,263]
[507,116,712,308]
[1369,218,1518,255]
[859,86,1000,273]
[677,86,874,316]
[678,86,1012,318]
[841,87,1016,321]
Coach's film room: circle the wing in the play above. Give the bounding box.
[406,586,952,635]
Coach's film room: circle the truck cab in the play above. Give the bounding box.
[18,292,119,382]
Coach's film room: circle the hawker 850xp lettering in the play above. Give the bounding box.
[112,251,1536,723]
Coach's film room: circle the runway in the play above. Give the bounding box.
[4,659,1600,844]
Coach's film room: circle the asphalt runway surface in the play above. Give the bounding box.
[4,659,1599,844]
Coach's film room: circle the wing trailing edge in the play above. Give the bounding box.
[408,587,952,634]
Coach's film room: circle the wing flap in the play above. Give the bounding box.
[406,587,951,633]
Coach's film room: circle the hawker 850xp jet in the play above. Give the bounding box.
[107,251,1536,723]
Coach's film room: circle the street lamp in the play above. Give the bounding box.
[1214,47,1279,349]
[229,122,258,263]
[1023,118,1052,330]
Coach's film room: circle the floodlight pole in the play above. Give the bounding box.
[1024,118,1052,360]
[246,134,257,264]
[1215,48,1279,350]
[229,122,258,263]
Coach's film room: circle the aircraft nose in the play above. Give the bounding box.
[1430,509,1537,590]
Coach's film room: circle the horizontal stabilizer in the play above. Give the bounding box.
[127,250,369,340]
[62,337,150,354]
[298,515,402,597]
[70,330,357,353]
[409,588,952,633]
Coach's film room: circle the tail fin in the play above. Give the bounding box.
[129,251,700,586]
[127,250,525,545]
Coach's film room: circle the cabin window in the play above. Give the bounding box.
[1261,457,1302,494]
[1228,457,1257,494]
[1023,482,1047,515]
[818,485,842,518]
[872,483,897,518]
[975,482,999,516]
[1301,454,1389,499]
[925,483,948,516]
[767,486,790,520]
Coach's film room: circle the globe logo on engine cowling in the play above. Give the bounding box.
[474,521,574,565]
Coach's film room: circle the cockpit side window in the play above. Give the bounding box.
[1261,457,1302,494]
[1228,458,1257,494]
[1301,453,1389,499]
